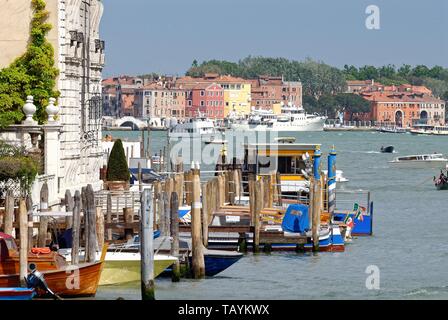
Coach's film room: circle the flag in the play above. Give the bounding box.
[354,203,365,221]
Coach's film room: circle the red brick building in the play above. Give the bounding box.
[250,76,302,110]
[185,83,224,119]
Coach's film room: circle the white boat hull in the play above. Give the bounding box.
[388,160,448,168]
[230,117,326,132]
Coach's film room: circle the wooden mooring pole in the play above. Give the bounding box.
[140,188,155,300]
[170,192,181,282]
[106,193,112,241]
[191,163,205,279]
[86,185,97,262]
[26,195,33,249]
[4,190,14,235]
[65,190,74,230]
[19,198,28,287]
[38,182,49,247]
[72,191,81,265]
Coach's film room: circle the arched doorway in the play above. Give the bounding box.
[395,110,403,127]
[420,110,428,124]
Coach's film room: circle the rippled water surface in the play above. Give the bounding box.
[98,130,448,299]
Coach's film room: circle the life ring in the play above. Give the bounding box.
[31,247,51,255]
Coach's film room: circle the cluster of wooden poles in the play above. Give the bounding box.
[0,182,106,288]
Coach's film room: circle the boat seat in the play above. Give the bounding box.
[0,239,10,262]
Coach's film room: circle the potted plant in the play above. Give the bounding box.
[105,139,130,190]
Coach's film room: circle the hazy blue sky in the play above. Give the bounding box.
[100,0,447,77]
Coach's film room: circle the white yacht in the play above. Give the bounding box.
[388,153,448,168]
[168,117,221,139]
[229,103,326,132]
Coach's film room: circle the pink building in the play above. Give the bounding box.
[185,83,224,119]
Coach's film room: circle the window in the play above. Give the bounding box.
[200,101,205,106]
[236,84,241,89]
[188,100,192,106]
[200,90,205,96]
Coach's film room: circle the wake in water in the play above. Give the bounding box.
[404,286,448,298]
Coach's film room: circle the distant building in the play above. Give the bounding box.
[184,83,225,119]
[134,83,186,124]
[102,76,143,117]
[176,74,252,117]
[346,79,433,96]
[250,76,302,111]
[362,91,445,127]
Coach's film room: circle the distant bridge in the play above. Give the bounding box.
[114,117,148,130]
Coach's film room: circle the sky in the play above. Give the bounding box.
[100,0,448,77]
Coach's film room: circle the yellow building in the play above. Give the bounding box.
[200,75,251,117]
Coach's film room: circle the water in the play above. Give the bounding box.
[98,130,448,299]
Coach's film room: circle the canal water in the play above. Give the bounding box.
[98,130,448,299]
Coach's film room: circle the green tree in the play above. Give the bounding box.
[0,0,59,128]
[106,139,129,182]
[334,93,370,121]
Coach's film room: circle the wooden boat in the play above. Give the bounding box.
[380,146,394,153]
[0,287,35,300]
[0,234,105,297]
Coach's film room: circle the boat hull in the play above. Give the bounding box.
[187,251,243,277]
[230,118,326,132]
[99,256,177,285]
[388,160,448,169]
[0,288,35,300]
[436,182,448,190]
[0,262,103,297]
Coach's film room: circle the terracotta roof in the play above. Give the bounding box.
[361,91,444,103]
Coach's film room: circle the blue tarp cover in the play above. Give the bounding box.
[281,204,310,233]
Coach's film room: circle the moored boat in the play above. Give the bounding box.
[0,234,105,297]
[0,287,35,300]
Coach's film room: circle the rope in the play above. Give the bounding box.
[416,175,438,187]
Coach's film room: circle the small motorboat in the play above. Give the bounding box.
[434,171,448,190]
[380,146,394,153]
[389,154,448,168]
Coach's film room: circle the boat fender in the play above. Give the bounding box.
[31,247,51,255]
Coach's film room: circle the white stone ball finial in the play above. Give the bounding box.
[46,97,59,123]
[22,95,37,125]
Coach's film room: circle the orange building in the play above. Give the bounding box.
[362,91,445,127]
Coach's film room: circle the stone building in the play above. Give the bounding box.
[134,83,186,124]
[0,0,105,205]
